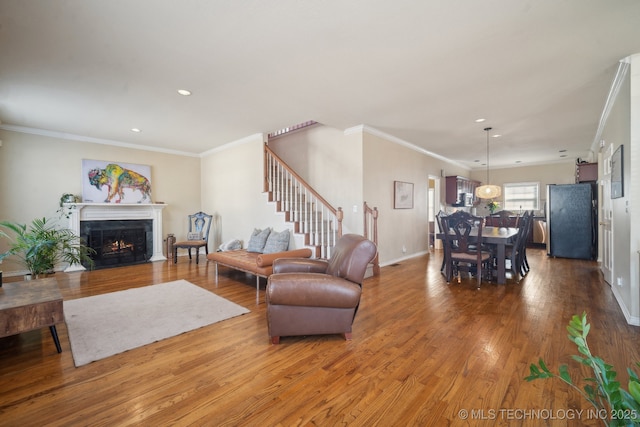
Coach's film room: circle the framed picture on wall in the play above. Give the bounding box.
[394,181,414,209]
[81,159,152,204]
[611,145,623,199]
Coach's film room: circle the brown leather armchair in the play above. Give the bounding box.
[266,234,377,344]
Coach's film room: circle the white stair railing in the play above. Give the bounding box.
[264,144,343,258]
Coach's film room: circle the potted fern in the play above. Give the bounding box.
[0,217,95,278]
[526,312,640,426]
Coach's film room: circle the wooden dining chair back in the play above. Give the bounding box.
[435,210,448,273]
[441,210,492,288]
[519,210,534,275]
[486,210,519,228]
[505,210,532,281]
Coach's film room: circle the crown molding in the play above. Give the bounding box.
[344,124,470,170]
[591,57,631,154]
[199,133,266,157]
[0,124,200,158]
[469,157,576,172]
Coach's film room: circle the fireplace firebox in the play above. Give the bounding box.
[81,220,153,269]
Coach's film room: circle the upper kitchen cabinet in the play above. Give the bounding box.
[445,176,480,206]
[576,162,598,183]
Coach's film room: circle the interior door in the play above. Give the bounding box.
[600,144,613,285]
[428,176,441,250]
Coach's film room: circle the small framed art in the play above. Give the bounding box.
[394,181,414,209]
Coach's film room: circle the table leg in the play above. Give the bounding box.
[496,243,506,285]
[49,326,62,353]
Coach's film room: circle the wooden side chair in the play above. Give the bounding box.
[441,210,493,288]
[435,210,449,274]
[173,211,213,264]
[503,210,533,281]
[486,210,519,227]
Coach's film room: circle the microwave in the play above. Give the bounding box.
[458,192,473,206]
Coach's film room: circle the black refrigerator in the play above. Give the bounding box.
[546,183,597,260]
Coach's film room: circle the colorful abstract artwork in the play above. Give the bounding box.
[82,160,152,204]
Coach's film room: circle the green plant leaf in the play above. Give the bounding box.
[572,354,590,365]
[567,325,581,338]
[629,381,640,405]
[559,365,572,384]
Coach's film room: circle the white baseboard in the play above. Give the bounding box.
[611,284,640,326]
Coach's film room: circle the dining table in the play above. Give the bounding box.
[437,226,519,285]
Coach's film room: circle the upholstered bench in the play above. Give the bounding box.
[207,248,312,299]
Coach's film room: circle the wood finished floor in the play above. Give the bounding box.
[0,248,639,426]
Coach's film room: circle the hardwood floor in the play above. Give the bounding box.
[1,248,638,426]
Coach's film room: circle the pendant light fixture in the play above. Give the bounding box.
[475,127,502,199]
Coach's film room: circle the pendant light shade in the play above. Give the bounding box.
[475,127,502,200]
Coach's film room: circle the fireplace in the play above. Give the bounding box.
[63,203,167,272]
[81,220,153,269]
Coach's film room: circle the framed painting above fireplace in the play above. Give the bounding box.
[82,160,152,204]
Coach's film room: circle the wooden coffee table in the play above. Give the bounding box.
[0,277,64,353]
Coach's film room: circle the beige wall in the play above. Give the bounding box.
[0,129,201,274]
[362,130,468,264]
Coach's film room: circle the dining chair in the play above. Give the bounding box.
[503,210,532,281]
[435,210,448,274]
[441,210,493,288]
[519,210,534,275]
[486,210,520,228]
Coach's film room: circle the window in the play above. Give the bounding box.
[503,182,539,211]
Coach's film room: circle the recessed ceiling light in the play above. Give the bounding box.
[131,128,141,133]
[474,159,480,162]
[475,118,486,123]
[560,154,567,158]
[559,149,567,152]
[177,89,192,96]
[492,134,501,138]
[515,160,522,163]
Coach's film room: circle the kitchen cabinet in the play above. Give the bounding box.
[576,162,598,183]
[446,176,480,206]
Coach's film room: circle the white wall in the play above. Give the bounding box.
[200,135,298,251]
[599,54,639,325]
[0,129,201,274]
[627,54,640,323]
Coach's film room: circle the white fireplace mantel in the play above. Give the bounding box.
[64,203,167,272]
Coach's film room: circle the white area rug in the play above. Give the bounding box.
[64,280,249,367]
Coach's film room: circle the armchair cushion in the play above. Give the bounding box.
[272,258,329,274]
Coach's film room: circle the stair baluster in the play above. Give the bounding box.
[264,143,343,258]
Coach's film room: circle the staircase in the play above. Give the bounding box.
[263,143,343,258]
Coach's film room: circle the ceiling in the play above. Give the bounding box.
[1,1,640,169]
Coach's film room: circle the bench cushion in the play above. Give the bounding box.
[207,248,313,278]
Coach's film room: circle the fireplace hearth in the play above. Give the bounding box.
[81,220,153,269]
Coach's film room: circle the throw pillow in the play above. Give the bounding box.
[262,229,290,254]
[218,239,242,251]
[246,228,271,253]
